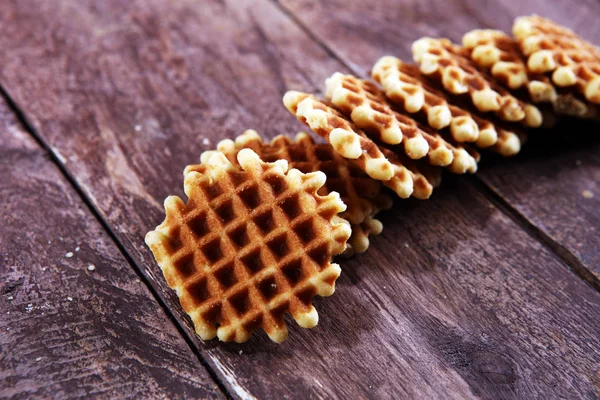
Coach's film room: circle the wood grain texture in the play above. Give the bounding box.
[1,0,600,398]
[277,0,600,284]
[0,101,222,399]
[483,125,600,284]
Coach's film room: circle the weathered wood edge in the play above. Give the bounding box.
[0,86,234,399]
[0,93,225,399]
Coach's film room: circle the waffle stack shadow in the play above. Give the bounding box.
[146,14,599,344]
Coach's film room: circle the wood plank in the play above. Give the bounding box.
[2,0,600,398]
[277,0,600,284]
[0,100,223,398]
[483,124,600,284]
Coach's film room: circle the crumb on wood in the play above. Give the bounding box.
[67,297,73,302]
[582,190,594,199]
[87,264,96,271]
[135,124,142,132]
[202,138,210,146]
[75,246,80,252]
[65,252,74,258]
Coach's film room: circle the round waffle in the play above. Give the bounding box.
[323,73,479,173]
[372,56,525,155]
[412,37,543,128]
[146,149,351,343]
[283,91,443,199]
[462,29,555,98]
[513,15,600,104]
[462,29,598,120]
[186,130,394,254]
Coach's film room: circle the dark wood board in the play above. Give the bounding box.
[483,126,600,284]
[1,0,600,398]
[0,100,223,398]
[277,0,600,284]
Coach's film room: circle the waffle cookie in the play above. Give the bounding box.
[412,37,543,128]
[283,90,442,198]
[186,130,394,254]
[347,216,383,256]
[145,149,351,343]
[462,29,555,100]
[323,72,479,173]
[372,56,524,155]
[513,15,600,104]
[462,29,598,119]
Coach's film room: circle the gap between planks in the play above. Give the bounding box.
[270,0,600,294]
[0,86,236,400]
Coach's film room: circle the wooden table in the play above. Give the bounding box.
[1,1,599,398]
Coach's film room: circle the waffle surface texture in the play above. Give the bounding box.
[146,149,351,343]
[186,130,393,254]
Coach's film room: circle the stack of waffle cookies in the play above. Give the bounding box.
[146,15,599,343]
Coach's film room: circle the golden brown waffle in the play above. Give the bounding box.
[345,193,394,256]
[412,37,543,128]
[345,157,442,255]
[462,30,555,100]
[373,56,473,140]
[384,148,441,199]
[324,73,428,158]
[347,216,383,256]
[283,91,442,198]
[462,29,598,119]
[145,149,351,343]
[323,73,479,173]
[513,15,600,104]
[372,58,525,156]
[186,130,394,254]
[188,130,390,225]
[372,56,526,155]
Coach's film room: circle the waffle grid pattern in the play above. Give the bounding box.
[146,150,350,343]
[461,29,599,120]
[373,57,525,155]
[462,29,555,97]
[412,37,543,128]
[324,72,479,174]
[513,15,600,104]
[186,130,394,254]
[284,91,437,198]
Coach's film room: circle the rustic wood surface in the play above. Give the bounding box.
[0,99,224,398]
[0,0,599,399]
[277,0,600,287]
